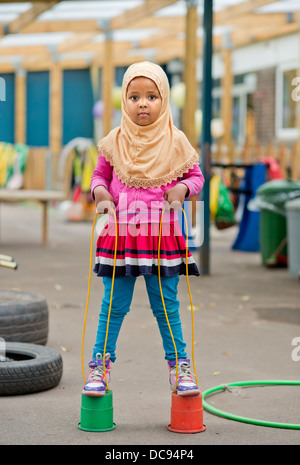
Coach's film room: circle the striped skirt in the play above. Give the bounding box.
[93,222,199,278]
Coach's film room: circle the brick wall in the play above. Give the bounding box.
[252,67,276,145]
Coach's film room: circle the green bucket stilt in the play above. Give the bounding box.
[77,390,116,432]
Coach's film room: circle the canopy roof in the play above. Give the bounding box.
[0,0,299,71]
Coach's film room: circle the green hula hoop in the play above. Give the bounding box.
[202,380,300,430]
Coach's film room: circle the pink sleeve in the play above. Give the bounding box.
[180,163,205,198]
[90,153,113,199]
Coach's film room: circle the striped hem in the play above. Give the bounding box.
[93,262,200,278]
[93,222,200,277]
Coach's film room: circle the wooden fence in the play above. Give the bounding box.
[211,141,300,180]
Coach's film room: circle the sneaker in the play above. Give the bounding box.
[168,359,199,396]
[82,353,111,397]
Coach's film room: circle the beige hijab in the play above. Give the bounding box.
[97,61,199,189]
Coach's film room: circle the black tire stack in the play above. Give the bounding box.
[0,290,63,396]
[0,290,48,345]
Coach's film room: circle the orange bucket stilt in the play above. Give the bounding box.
[168,392,206,433]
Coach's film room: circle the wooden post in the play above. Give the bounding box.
[183,0,198,147]
[278,143,286,178]
[15,67,26,144]
[49,60,62,185]
[291,144,298,180]
[295,17,300,180]
[102,27,114,137]
[41,200,48,246]
[90,62,100,102]
[221,33,233,160]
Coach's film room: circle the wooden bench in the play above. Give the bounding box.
[0,189,66,245]
[0,147,66,245]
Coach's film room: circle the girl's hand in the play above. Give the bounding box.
[94,186,115,215]
[164,183,188,211]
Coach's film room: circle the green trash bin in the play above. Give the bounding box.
[256,180,300,266]
[286,198,300,278]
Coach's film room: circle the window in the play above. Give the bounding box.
[276,63,298,140]
[283,69,297,128]
[0,73,14,143]
[212,73,257,148]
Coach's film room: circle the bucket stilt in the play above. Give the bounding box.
[167,392,206,433]
[77,390,116,432]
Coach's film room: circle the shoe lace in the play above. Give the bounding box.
[90,364,105,381]
[177,362,195,381]
[90,353,110,382]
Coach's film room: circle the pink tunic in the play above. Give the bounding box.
[91,153,204,277]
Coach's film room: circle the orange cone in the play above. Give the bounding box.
[167,392,206,433]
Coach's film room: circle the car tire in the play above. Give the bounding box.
[0,342,63,396]
[0,290,48,345]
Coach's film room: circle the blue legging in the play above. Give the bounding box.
[92,275,187,362]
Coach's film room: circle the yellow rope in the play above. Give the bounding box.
[157,207,198,393]
[81,212,98,384]
[181,207,198,387]
[103,210,118,391]
[82,206,198,394]
[158,208,178,392]
[81,210,118,389]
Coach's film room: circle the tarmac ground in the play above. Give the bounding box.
[0,201,299,446]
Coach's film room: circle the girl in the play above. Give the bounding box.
[82,61,204,398]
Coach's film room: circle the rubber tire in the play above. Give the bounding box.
[0,290,48,345]
[0,342,63,396]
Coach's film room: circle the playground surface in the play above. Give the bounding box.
[0,201,299,446]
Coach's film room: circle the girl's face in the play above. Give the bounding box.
[126,77,162,126]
